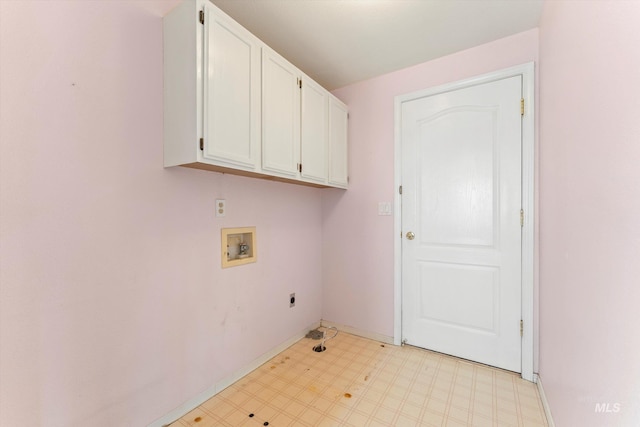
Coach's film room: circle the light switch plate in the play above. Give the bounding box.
[378,202,392,216]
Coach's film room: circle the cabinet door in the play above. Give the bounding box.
[202,4,260,170]
[300,78,328,185]
[328,97,348,188]
[262,48,300,178]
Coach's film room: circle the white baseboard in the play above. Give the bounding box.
[148,321,321,427]
[320,319,395,345]
[536,375,555,427]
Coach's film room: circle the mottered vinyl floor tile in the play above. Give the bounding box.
[171,330,548,426]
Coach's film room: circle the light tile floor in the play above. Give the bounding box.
[171,330,548,427]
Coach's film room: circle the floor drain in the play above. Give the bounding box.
[311,327,338,352]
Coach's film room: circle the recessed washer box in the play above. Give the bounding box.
[221,227,256,268]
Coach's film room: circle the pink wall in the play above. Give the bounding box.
[538,1,640,425]
[0,1,323,425]
[324,29,539,340]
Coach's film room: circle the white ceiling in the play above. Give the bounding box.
[211,0,543,90]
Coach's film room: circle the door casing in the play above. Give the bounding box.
[393,63,536,382]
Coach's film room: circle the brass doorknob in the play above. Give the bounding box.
[406,231,415,240]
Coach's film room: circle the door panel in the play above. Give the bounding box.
[203,6,260,169]
[301,79,328,184]
[401,76,522,372]
[418,262,498,332]
[418,108,496,247]
[262,48,300,178]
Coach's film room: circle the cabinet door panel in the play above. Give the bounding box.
[301,79,328,184]
[328,97,348,188]
[203,5,260,169]
[262,48,300,178]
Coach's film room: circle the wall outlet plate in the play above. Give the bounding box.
[215,199,226,217]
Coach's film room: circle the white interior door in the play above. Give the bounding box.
[401,76,523,372]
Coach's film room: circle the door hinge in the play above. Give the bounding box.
[199,10,204,25]
[520,98,525,116]
[298,78,302,89]
[399,185,403,195]
[520,320,524,337]
[297,163,302,173]
[199,138,204,151]
[520,209,524,228]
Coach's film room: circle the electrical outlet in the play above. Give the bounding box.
[215,199,226,217]
[289,293,296,308]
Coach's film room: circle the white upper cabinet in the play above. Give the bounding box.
[262,47,330,185]
[164,0,260,173]
[202,3,260,170]
[261,47,300,178]
[163,0,202,168]
[300,77,328,185]
[328,97,349,188]
[163,0,347,188]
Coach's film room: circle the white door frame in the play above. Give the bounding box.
[393,62,536,382]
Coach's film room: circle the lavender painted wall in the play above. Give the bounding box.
[538,1,640,425]
[0,1,322,425]
[324,29,539,341]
